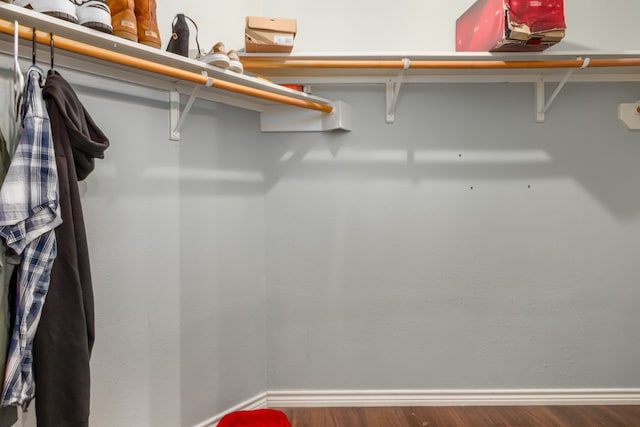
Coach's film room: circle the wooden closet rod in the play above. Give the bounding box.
[0,19,333,113]
[241,57,640,70]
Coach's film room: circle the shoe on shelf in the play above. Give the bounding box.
[199,41,231,69]
[134,0,161,48]
[75,0,113,33]
[13,0,78,24]
[106,0,137,41]
[227,49,243,73]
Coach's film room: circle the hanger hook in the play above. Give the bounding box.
[14,21,24,119]
[50,32,54,69]
[32,27,36,65]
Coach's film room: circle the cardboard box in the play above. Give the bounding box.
[245,16,297,53]
[456,0,566,52]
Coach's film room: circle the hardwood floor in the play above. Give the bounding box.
[277,406,640,427]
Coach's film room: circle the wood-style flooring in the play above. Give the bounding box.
[277,406,640,427]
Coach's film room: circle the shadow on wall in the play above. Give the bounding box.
[62,70,640,221]
[68,82,269,199]
[16,64,640,222]
[259,82,640,220]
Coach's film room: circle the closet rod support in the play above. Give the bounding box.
[169,72,212,141]
[386,57,410,123]
[618,100,640,130]
[535,57,590,122]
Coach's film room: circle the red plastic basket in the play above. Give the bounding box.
[217,409,291,427]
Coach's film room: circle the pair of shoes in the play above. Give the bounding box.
[13,0,113,33]
[106,0,160,48]
[199,42,243,73]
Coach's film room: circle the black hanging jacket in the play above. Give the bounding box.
[34,70,109,427]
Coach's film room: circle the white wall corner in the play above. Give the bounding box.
[192,392,268,427]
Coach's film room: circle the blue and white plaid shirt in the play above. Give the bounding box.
[0,66,62,409]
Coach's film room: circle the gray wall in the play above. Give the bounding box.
[4,65,639,427]
[264,82,640,390]
[1,62,269,426]
[79,82,269,426]
[3,0,640,424]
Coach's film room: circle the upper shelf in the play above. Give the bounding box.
[2,3,639,130]
[0,3,334,114]
[3,2,639,101]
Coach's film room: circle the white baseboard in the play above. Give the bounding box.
[266,389,640,407]
[194,388,640,426]
[193,392,267,427]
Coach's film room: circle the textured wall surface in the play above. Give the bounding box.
[264,82,640,390]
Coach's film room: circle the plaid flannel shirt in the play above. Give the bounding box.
[0,66,62,409]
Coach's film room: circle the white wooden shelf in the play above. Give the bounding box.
[0,3,350,137]
[240,51,640,125]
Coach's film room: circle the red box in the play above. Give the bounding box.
[456,0,566,52]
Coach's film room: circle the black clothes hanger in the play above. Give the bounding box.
[32,27,36,65]
[47,32,61,79]
[28,28,49,86]
[50,32,54,70]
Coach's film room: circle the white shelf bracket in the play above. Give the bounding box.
[618,100,640,130]
[260,100,352,132]
[386,57,410,123]
[169,72,213,141]
[536,57,590,123]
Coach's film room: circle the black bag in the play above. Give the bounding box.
[166,14,201,57]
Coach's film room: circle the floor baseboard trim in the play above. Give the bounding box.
[193,392,267,427]
[194,388,640,425]
[266,389,640,407]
